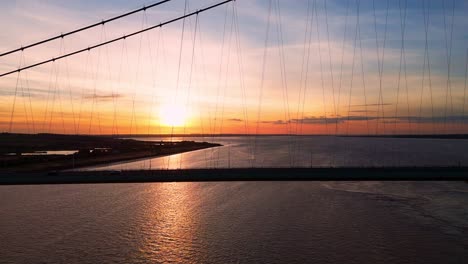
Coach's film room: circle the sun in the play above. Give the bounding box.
[159,103,188,127]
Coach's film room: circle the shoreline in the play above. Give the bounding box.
[1,167,467,185]
[0,133,221,173]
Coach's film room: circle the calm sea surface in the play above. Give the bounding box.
[1,137,468,263]
[79,136,468,170]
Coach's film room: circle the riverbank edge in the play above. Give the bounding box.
[1,167,467,185]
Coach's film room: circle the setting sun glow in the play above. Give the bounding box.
[159,103,189,127]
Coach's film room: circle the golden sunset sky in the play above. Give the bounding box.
[0,0,467,135]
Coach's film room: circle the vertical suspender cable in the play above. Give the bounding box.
[168,0,188,169]
[210,3,229,168]
[293,0,312,165]
[22,54,36,133]
[336,0,350,137]
[254,0,273,168]
[324,0,337,134]
[233,1,251,167]
[180,14,199,169]
[8,55,23,133]
[274,0,293,167]
[88,27,104,135]
[217,7,234,168]
[314,1,328,137]
[298,0,316,164]
[19,54,31,133]
[394,0,406,135]
[357,6,370,136]
[373,0,389,135]
[103,26,119,135]
[462,48,468,132]
[463,48,468,130]
[398,0,410,163]
[130,12,147,135]
[76,50,90,134]
[442,0,455,133]
[42,59,56,131]
[346,0,359,136]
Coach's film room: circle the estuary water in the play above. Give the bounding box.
[78,136,468,170]
[1,181,467,263]
[1,136,468,263]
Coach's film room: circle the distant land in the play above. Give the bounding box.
[341,134,468,140]
[107,133,468,139]
[0,133,221,172]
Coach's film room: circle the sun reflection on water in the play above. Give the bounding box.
[136,183,205,263]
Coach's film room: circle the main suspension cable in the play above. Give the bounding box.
[0,0,234,78]
[0,0,173,57]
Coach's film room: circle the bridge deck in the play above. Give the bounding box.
[1,167,467,185]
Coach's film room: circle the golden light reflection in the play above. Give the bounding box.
[137,183,204,262]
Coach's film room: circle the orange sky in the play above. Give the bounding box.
[1,0,467,135]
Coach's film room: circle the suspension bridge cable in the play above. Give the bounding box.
[274,0,293,167]
[145,13,161,136]
[21,54,36,133]
[298,0,316,161]
[8,55,23,133]
[168,0,188,169]
[159,29,168,136]
[336,0,350,136]
[130,12,147,135]
[346,0,359,136]
[418,0,429,134]
[394,0,407,135]
[254,0,273,168]
[293,0,311,165]
[324,0,337,134]
[233,1,252,166]
[180,13,199,169]
[48,40,65,133]
[194,17,211,168]
[88,28,104,135]
[110,40,127,135]
[401,0,412,134]
[62,41,78,134]
[102,25,119,135]
[462,48,468,132]
[0,0,173,57]
[42,57,56,131]
[373,0,389,135]
[442,0,456,134]
[18,56,32,133]
[50,47,65,134]
[323,0,339,166]
[217,8,235,168]
[211,3,229,168]
[75,50,90,133]
[357,8,370,136]
[420,0,435,134]
[0,0,234,78]
[314,1,329,136]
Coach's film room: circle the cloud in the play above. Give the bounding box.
[82,93,123,101]
[349,103,392,107]
[227,118,243,122]
[261,120,288,125]
[348,110,377,113]
[263,115,468,125]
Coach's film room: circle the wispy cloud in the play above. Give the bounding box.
[82,93,123,101]
[263,115,468,125]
